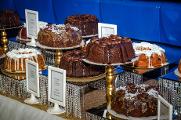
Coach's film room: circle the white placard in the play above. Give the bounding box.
[48,66,66,107]
[98,23,117,38]
[26,59,40,97]
[157,95,173,120]
[25,9,39,39]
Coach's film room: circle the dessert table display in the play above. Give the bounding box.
[0,40,107,119]
[0,39,178,120]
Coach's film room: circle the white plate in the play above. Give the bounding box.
[0,25,23,30]
[82,59,132,66]
[36,42,82,50]
[107,105,168,120]
[174,68,181,77]
[16,36,31,42]
[82,34,98,38]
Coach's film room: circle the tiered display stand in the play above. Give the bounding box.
[83,58,134,120]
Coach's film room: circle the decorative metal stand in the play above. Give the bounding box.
[55,49,63,67]
[105,65,115,120]
[1,30,9,53]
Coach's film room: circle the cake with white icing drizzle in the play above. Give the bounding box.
[132,42,167,68]
[37,24,82,48]
[111,83,158,117]
[4,48,45,73]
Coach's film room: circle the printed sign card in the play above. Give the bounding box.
[157,95,173,120]
[47,66,66,114]
[25,9,38,46]
[24,60,40,104]
[98,23,117,38]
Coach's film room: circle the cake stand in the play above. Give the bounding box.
[1,30,9,53]
[82,59,132,119]
[67,73,106,85]
[16,36,31,44]
[82,34,98,39]
[36,41,83,66]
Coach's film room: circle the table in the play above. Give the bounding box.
[0,95,64,120]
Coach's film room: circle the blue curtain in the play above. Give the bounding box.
[1,0,181,47]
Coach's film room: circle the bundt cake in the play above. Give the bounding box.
[65,14,99,36]
[85,35,135,64]
[38,24,82,48]
[4,48,46,73]
[0,10,20,28]
[132,42,167,68]
[59,49,104,77]
[111,83,158,117]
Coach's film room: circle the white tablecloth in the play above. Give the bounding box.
[0,95,65,120]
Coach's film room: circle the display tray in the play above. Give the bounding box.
[1,68,26,80]
[82,34,98,38]
[36,42,82,50]
[67,73,105,83]
[174,68,181,78]
[82,59,132,66]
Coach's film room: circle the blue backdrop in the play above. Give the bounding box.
[1,0,181,61]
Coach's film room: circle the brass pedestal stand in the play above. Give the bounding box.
[106,65,115,120]
[1,30,9,53]
[55,49,63,67]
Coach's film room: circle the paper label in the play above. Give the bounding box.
[98,23,117,38]
[48,66,66,107]
[25,9,39,39]
[26,60,40,97]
